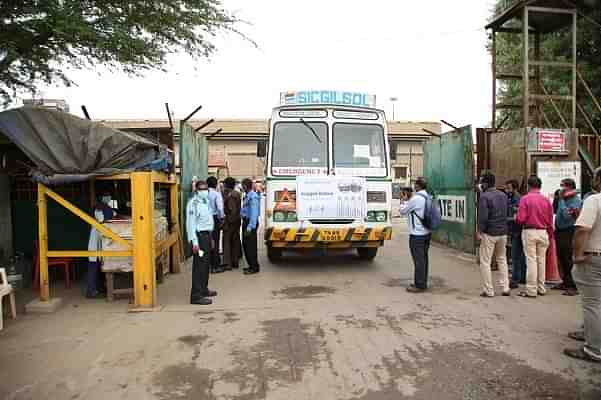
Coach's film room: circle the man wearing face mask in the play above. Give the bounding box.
[186,181,217,305]
[86,193,115,299]
[477,172,510,297]
[553,178,582,296]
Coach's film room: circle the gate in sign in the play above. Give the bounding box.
[438,195,466,223]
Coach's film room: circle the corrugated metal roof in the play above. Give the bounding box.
[387,121,441,136]
[100,118,441,137]
[194,119,268,134]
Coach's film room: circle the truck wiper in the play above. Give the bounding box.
[300,118,322,143]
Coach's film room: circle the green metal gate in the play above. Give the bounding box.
[179,120,208,256]
[424,126,477,254]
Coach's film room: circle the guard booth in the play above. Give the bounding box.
[484,0,593,192]
[0,107,207,310]
[424,126,477,254]
[37,172,181,309]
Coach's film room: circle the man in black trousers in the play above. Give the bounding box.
[186,181,217,305]
[399,177,432,293]
[241,178,261,274]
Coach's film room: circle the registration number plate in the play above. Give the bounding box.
[319,229,343,242]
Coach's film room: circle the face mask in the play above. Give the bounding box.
[101,196,111,205]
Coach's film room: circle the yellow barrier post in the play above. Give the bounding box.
[131,172,156,308]
[37,183,50,301]
[170,182,182,273]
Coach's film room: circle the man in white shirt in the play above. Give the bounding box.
[399,177,432,293]
[565,167,601,363]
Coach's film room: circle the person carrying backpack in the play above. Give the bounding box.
[400,177,437,293]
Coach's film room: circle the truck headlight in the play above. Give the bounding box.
[365,211,376,222]
[376,211,387,222]
[286,211,297,222]
[273,211,286,222]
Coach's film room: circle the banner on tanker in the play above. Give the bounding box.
[296,176,367,220]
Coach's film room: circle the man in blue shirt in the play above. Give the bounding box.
[207,176,225,274]
[399,177,431,293]
[241,178,261,275]
[554,178,583,296]
[506,180,527,289]
[186,180,217,305]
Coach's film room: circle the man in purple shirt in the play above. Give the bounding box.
[516,175,554,298]
[477,172,509,297]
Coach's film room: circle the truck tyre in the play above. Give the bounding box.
[267,246,283,263]
[357,247,378,261]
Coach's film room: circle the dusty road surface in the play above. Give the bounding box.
[1,219,600,400]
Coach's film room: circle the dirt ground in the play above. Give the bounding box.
[1,219,600,400]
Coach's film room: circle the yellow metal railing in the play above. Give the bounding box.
[37,171,181,308]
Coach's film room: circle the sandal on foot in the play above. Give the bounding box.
[568,331,585,342]
[564,348,601,363]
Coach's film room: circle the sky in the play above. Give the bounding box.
[31,0,496,127]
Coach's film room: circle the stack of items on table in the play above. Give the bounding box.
[101,211,168,300]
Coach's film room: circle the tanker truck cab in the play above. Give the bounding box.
[262,90,393,262]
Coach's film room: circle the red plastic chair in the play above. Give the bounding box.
[33,241,75,289]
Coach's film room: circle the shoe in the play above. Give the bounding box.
[202,290,218,297]
[407,286,427,293]
[244,269,259,275]
[552,283,567,290]
[502,291,511,297]
[191,297,212,305]
[480,292,494,298]
[568,331,586,342]
[509,282,519,289]
[211,267,225,274]
[564,348,601,363]
[518,291,537,298]
[538,291,546,296]
[563,289,579,296]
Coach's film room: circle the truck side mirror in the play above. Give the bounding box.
[257,140,267,158]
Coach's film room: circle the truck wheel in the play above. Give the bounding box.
[267,246,283,263]
[357,248,378,261]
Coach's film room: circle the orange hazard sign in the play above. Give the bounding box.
[274,188,296,211]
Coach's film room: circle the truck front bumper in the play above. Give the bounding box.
[264,226,392,249]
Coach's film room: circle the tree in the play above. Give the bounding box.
[489,1,601,131]
[0,1,249,105]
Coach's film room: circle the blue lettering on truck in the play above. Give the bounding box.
[280,90,376,107]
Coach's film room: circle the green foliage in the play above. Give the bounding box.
[490,2,601,131]
[0,1,248,105]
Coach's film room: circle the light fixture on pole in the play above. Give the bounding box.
[389,97,398,121]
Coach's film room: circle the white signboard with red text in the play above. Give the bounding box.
[537,130,566,153]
